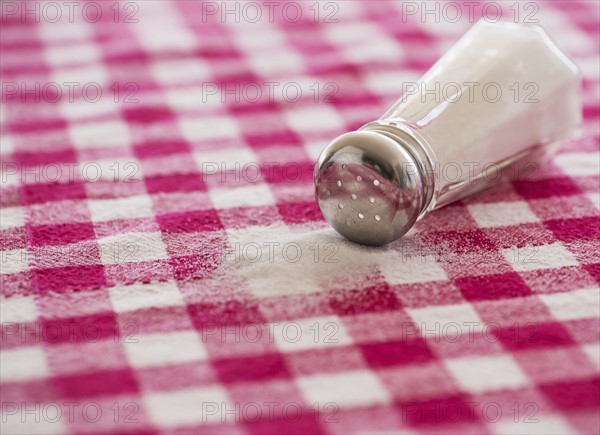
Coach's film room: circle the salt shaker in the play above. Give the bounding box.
[314,20,582,246]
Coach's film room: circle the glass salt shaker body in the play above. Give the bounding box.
[314,20,582,246]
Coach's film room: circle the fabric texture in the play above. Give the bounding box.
[1,1,599,434]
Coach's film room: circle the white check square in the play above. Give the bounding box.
[249,50,304,76]
[582,343,600,370]
[124,330,207,368]
[407,303,484,337]
[131,2,196,52]
[109,281,184,313]
[87,194,154,222]
[1,410,67,435]
[209,184,275,209]
[380,255,448,284]
[99,231,168,264]
[232,28,285,50]
[38,20,92,41]
[271,316,353,353]
[324,22,382,44]
[80,158,143,182]
[364,70,421,95]
[165,87,221,111]
[60,96,120,121]
[502,242,578,272]
[0,207,25,230]
[343,38,403,64]
[1,134,14,154]
[44,42,101,67]
[144,386,232,427]
[298,370,391,408]
[1,249,29,274]
[223,224,323,298]
[151,59,210,85]
[284,105,344,133]
[541,287,600,321]
[193,148,257,173]
[69,120,131,149]
[179,116,239,142]
[445,354,529,393]
[467,201,539,228]
[491,414,574,435]
[587,192,599,210]
[0,347,49,381]
[0,295,38,323]
[554,152,600,177]
[52,65,109,87]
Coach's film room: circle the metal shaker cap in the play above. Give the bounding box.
[314,129,430,246]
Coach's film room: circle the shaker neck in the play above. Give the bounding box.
[359,121,436,219]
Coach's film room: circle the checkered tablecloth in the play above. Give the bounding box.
[1,1,599,434]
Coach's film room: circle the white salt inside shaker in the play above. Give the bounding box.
[314,20,582,246]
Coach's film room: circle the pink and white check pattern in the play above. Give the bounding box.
[1,1,599,434]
